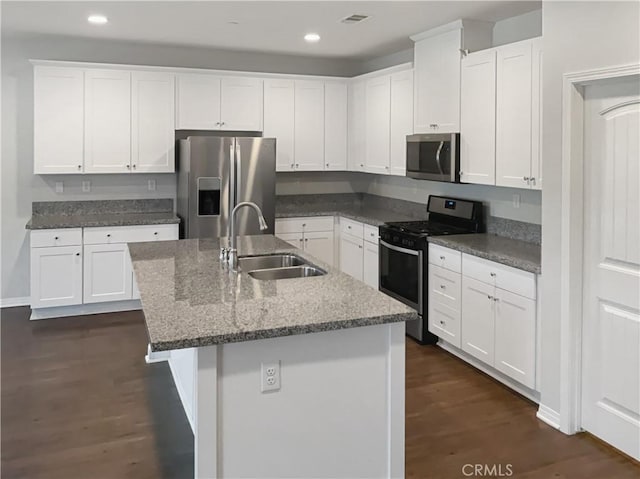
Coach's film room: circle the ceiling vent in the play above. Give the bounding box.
[340,14,370,24]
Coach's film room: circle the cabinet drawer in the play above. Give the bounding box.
[364,224,379,244]
[31,228,82,248]
[275,216,334,234]
[463,253,536,299]
[340,217,364,239]
[428,243,461,273]
[84,224,178,245]
[428,300,461,348]
[429,264,461,311]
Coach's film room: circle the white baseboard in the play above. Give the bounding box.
[0,296,30,308]
[30,300,142,320]
[437,340,541,404]
[536,404,562,430]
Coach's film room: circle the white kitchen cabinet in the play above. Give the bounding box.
[347,81,366,172]
[30,245,83,308]
[461,276,496,364]
[83,242,133,304]
[324,82,348,170]
[302,230,335,266]
[530,37,543,190]
[276,232,303,248]
[275,217,334,266]
[220,77,263,131]
[389,70,413,176]
[460,49,497,185]
[33,66,85,174]
[84,69,132,173]
[294,80,325,171]
[363,241,379,289]
[365,75,391,174]
[340,234,364,281]
[176,74,221,129]
[131,71,175,173]
[264,79,295,172]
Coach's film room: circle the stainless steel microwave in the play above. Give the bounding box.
[406,133,460,183]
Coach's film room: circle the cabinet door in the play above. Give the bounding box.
[340,235,363,281]
[83,243,133,303]
[131,72,175,173]
[460,49,497,185]
[496,41,533,189]
[30,246,83,308]
[461,276,495,364]
[429,301,461,349]
[494,288,536,388]
[176,74,221,130]
[365,75,391,174]
[363,241,379,289]
[390,70,413,176]
[348,81,366,172]
[413,35,440,133]
[530,37,543,190]
[294,80,325,171]
[34,66,84,174]
[84,69,131,173]
[264,79,295,172]
[276,232,303,249]
[304,230,335,267]
[324,82,348,171]
[220,77,263,131]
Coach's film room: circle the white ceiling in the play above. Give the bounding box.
[1,1,541,60]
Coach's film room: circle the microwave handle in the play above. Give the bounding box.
[435,141,444,175]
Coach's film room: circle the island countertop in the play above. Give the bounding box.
[129,235,418,351]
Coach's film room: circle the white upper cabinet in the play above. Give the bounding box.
[324,82,348,171]
[348,81,366,172]
[460,49,497,185]
[496,41,533,189]
[176,74,221,130]
[365,75,391,174]
[530,37,543,190]
[220,77,263,131]
[34,66,85,174]
[131,71,175,173]
[264,79,295,172]
[84,69,132,173]
[390,70,413,176]
[294,80,325,171]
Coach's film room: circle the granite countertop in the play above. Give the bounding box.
[276,204,420,226]
[27,212,180,229]
[428,234,541,274]
[129,235,419,351]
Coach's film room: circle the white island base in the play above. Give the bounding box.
[166,322,406,479]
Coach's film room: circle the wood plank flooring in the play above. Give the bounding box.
[2,307,638,478]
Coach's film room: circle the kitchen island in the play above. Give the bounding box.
[129,235,418,479]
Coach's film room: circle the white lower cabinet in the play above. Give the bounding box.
[303,230,334,267]
[30,245,83,308]
[461,276,496,364]
[340,234,364,281]
[83,243,133,303]
[363,241,379,289]
[275,217,334,266]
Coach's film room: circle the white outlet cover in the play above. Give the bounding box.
[82,181,91,193]
[55,181,63,193]
[148,179,156,191]
[512,194,521,208]
[261,361,281,393]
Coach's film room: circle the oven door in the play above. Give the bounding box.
[406,133,460,183]
[379,239,423,314]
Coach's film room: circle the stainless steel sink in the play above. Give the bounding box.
[238,253,308,271]
[248,265,326,281]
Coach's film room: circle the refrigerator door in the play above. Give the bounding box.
[234,137,276,235]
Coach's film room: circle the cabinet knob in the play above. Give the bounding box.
[75,252,80,256]
[440,320,445,325]
[490,272,496,277]
[459,171,464,176]
[221,121,225,126]
[487,295,493,300]
[107,234,111,238]
[215,122,221,126]
[326,163,329,167]
[299,238,303,242]
[530,177,536,185]
[295,164,299,168]
[302,223,306,227]
[440,285,446,289]
[358,245,362,249]
[494,297,500,302]
[77,165,82,170]
[360,163,364,167]
[126,164,130,169]
[440,255,445,260]
[54,236,59,240]
[523,177,530,182]
[291,164,295,168]
[304,238,308,242]
[132,164,136,170]
[154,232,158,236]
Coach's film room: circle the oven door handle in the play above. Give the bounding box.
[380,240,420,256]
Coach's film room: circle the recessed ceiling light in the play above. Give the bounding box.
[88,15,108,25]
[304,33,320,43]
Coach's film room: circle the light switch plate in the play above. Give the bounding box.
[55,182,63,193]
[82,181,91,193]
[512,194,521,208]
[148,179,156,191]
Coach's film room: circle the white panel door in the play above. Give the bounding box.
[220,77,263,131]
[324,82,348,171]
[496,40,533,189]
[413,35,439,134]
[429,301,461,349]
[340,235,363,281]
[303,231,334,267]
[461,276,495,364]
[365,75,391,174]
[390,70,413,176]
[264,79,295,172]
[33,66,84,174]
[276,232,303,249]
[83,243,133,303]
[175,74,221,130]
[84,69,131,173]
[494,288,536,388]
[294,80,324,171]
[582,78,640,460]
[131,71,175,173]
[30,246,83,308]
[460,49,497,185]
[363,241,379,289]
[348,81,366,172]
[530,37,543,190]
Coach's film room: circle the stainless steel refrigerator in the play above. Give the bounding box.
[177,136,276,239]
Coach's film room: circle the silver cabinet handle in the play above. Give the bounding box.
[524,177,530,183]
[490,272,496,277]
[440,285,446,289]
[530,177,536,185]
[440,255,445,260]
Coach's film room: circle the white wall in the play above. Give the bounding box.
[540,1,640,416]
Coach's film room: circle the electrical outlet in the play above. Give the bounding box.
[512,194,521,208]
[55,181,63,193]
[148,179,156,191]
[261,361,280,393]
[82,180,91,193]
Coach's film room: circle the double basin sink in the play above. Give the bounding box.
[238,253,326,281]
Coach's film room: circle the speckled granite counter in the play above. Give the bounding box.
[129,235,419,351]
[26,199,180,229]
[428,234,541,274]
[276,204,419,226]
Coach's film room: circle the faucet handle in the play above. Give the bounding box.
[220,246,229,261]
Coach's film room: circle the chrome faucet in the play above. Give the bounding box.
[222,201,268,270]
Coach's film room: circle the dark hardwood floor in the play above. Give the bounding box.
[2,307,638,478]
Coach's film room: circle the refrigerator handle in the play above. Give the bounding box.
[229,142,236,237]
[236,141,242,201]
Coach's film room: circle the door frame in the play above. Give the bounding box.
[558,63,640,435]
